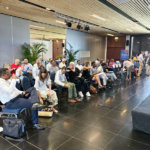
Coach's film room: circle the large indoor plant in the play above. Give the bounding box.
[66,48,80,63]
[22,43,47,65]
[65,42,80,63]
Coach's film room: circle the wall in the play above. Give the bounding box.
[0,14,30,67]
[66,29,106,62]
[107,36,126,60]
[30,39,53,60]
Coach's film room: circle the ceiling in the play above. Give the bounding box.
[30,22,66,40]
[0,0,150,36]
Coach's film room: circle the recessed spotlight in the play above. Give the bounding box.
[66,22,72,27]
[5,7,9,10]
[84,25,90,31]
[91,14,106,21]
[107,34,114,36]
[56,20,66,25]
[77,24,82,30]
[137,41,140,44]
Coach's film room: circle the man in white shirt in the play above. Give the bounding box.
[76,60,83,71]
[137,51,145,76]
[24,58,33,74]
[59,58,66,69]
[47,60,59,75]
[55,67,80,103]
[123,60,134,80]
[0,68,45,130]
[46,58,53,73]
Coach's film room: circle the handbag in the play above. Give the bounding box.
[90,85,97,94]
[3,119,25,139]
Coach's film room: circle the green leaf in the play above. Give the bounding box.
[22,42,48,65]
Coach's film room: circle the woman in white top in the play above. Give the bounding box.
[34,67,58,113]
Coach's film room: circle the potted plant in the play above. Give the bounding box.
[65,48,80,63]
[22,43,48,65]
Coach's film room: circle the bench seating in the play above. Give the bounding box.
[132,96,150,134]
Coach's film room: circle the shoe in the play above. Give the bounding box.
[74,97,82,102]
[32,103,47,110]
[68,99,76,103]
[86,92,91,97]
[53,108,58,113]
[33,124,45,130]
[78,91,84,98]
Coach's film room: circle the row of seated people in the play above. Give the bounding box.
[0,57,139,131]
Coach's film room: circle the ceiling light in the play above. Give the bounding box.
[107,34,114,36]
[77,24,82,30]
[92,14,106,21]
[56,20,66,25]
[126,28,133,32]
[66,22,72,27]
[30,25,45,29]
[84,25,90,31]
[46,8,51,11]
[115,37,119,41]
[5,7,9,10]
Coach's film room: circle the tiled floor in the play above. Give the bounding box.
[1,77,150,150]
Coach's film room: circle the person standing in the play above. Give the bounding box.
[123,60,134,80]
[137,51,145,77]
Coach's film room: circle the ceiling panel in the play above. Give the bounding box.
[0,0,150,35]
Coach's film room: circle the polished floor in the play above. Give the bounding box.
[1,77,150,150]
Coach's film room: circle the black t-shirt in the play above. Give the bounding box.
[67,67,81,82]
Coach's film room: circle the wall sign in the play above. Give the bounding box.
[120,50,129,60]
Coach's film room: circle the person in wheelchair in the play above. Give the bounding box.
[0,68,45,130]
[34,67,58,113]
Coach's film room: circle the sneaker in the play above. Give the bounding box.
[86,92,91,97]
[78,91,84,98]
[32,103,46,110]
[33,124,45,130]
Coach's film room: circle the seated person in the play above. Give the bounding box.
[91,62,108,88]
[46,58,53,72]
[10,59,21,75]
[109,59,116,72]
[32,61,43,80]
[101,63,117,82]
[16,61,32,90]
[97,65,108,88]
[115,60,122,71]
[3,63,11,70]
[59,58,66,69]
[23,58,33,75]
[47,60,59,75]
[67,62,91,98]
[76,60,83,71]
[55,67,80,103]
[0,68,45,130]
[34,67,58,113]
[82,61,103,88]
[95,58,100,67]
